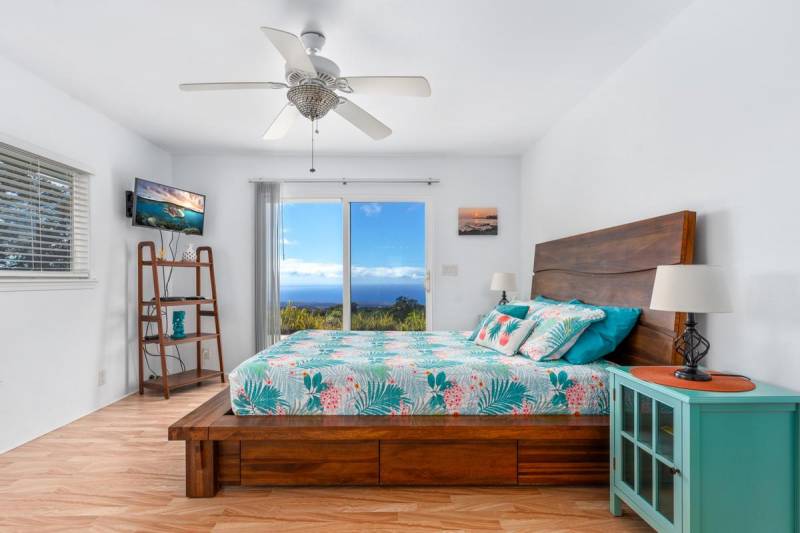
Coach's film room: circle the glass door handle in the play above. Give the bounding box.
[669,466,681,476]
[425,270,431,293]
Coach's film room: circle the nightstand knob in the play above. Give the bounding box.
[670,466,681,476]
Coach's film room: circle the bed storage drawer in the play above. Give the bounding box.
[518,438,608,485]
[240,440,379,486]
[380,441,517,485]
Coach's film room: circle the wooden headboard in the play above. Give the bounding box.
[531,211,696,366]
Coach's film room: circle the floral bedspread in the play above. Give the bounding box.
[229,330,611,416]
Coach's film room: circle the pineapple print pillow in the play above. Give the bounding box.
[474,310,537,355]
[519,303,606,361]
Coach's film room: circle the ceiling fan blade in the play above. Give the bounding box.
[263,104,300,140]
[179,82,287,91]
[261,27,317,75]
[334,99,392,140]
[339,76,431,97]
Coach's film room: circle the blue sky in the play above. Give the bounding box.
[280,200,425,287]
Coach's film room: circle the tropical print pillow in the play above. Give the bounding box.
[474,310,536,355]
[519,303,606,361]
[468,304,529,341]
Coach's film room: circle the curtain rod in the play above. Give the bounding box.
[249,178,440,185]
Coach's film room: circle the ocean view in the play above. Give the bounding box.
[280,283,425,308]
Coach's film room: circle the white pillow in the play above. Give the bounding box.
[474,310,536,355]
[518,303,606,361]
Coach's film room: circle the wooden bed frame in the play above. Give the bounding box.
[169,210,695,497]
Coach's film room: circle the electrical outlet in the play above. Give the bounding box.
[202,348,210,361]
[98,369,106,386]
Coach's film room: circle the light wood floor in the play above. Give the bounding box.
[0,384,650,532]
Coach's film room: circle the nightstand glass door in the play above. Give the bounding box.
[615,381,682,532]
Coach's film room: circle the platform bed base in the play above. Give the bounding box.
[169,388,609,497]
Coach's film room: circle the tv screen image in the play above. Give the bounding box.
[133,178,205,235]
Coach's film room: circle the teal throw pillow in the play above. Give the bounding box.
[564,301,641,364]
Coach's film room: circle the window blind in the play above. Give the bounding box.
[0,142,90,277]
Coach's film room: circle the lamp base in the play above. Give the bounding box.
[673,313,712,382]
[674,366,712,382]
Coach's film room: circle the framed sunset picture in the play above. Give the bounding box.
[458,207,498,236]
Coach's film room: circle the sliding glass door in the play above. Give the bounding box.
[349,201,427,331]
[279,200,343,334]
[279,198,430,333]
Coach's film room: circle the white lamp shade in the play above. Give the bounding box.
[650,265,732,313]
[490,272,517,292]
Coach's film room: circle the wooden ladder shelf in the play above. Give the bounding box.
[137,241,225,399]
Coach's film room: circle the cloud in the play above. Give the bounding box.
[360,203,382,217]
[281,238,297,246]
[352,266,424,279]
[281,258,341,279]
[280,258,423,280]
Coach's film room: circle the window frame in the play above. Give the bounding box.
[0,135,96,292]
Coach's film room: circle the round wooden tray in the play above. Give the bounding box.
[630,366,755,392]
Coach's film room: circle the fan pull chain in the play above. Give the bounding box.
[309,118,316,173]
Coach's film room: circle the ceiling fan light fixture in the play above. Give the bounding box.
[180,26,431,144]
[287,84,339,120]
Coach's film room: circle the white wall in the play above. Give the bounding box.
[519,0,800,388]
[0,54,173,453]
[173,154,520,370]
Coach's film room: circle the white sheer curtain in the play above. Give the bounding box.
[254,181,282,351]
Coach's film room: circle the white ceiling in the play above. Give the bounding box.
[0,0,691,156]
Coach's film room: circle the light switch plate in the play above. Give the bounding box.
[441,264,459,276]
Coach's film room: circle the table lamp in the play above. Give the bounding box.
[490,272,517,305]
[650,265,732,381]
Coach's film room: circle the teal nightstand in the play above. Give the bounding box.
[609,366,800,533]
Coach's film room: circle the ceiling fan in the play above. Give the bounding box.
[179,27,431,142]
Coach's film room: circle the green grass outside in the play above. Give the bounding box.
[280,296,425,334]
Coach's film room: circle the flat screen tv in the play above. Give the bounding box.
[132,178,205,235]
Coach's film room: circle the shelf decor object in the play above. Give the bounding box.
[609,366,800,532]
[490,272,517,305]
[137,241,225,399]
[182,243,197,262]
[171,310,187,339]
[649,265,731,381]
